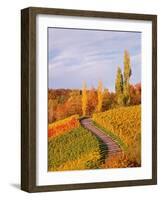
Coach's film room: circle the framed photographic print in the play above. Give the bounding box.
[21,7,157,192]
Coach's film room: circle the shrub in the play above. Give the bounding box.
[101,152,140,168]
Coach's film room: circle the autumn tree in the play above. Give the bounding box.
[48,99,54,123]
[130,83,141,105]
[115,67,124,106]
[110,92,117,108]
[123,50,132,105]
[66,91,82,116]
[55,103,68,121]
[102,88,112,111]
[87,87,98,115]
[48,99,59,123]
[97,80,103,112]
[82,81,87,116]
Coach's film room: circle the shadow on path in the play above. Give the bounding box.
[80,118,121,164]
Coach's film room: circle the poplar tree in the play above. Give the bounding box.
[97,80,103,112]
[82,81,87,116]
[115,67,124,106]
[123,50,131,105]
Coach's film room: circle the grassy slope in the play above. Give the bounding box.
[48,126,102,171]
[92,121,127,151]
[92,105,141,164]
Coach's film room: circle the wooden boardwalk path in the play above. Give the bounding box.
[80,118,121,157]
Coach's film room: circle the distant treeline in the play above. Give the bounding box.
[48,83,141,123]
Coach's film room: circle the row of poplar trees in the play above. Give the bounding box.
[81,50,132,116]
[115,50,132,106]
[82,80,103,116]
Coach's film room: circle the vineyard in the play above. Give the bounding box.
[48,115,80,138]
[48,118,102,171]
[93,105,141,166]
[48,105,141,171]
[47,33,142,171]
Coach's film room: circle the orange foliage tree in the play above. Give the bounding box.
[130,83,141,105]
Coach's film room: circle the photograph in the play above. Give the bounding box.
[47,27,141,172]
[21,7,157,192]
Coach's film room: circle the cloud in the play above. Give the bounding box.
[48,28,141,90]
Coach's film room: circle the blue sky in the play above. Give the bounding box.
[48,28,141,91]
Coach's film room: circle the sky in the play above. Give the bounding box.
[48,28,141,91]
